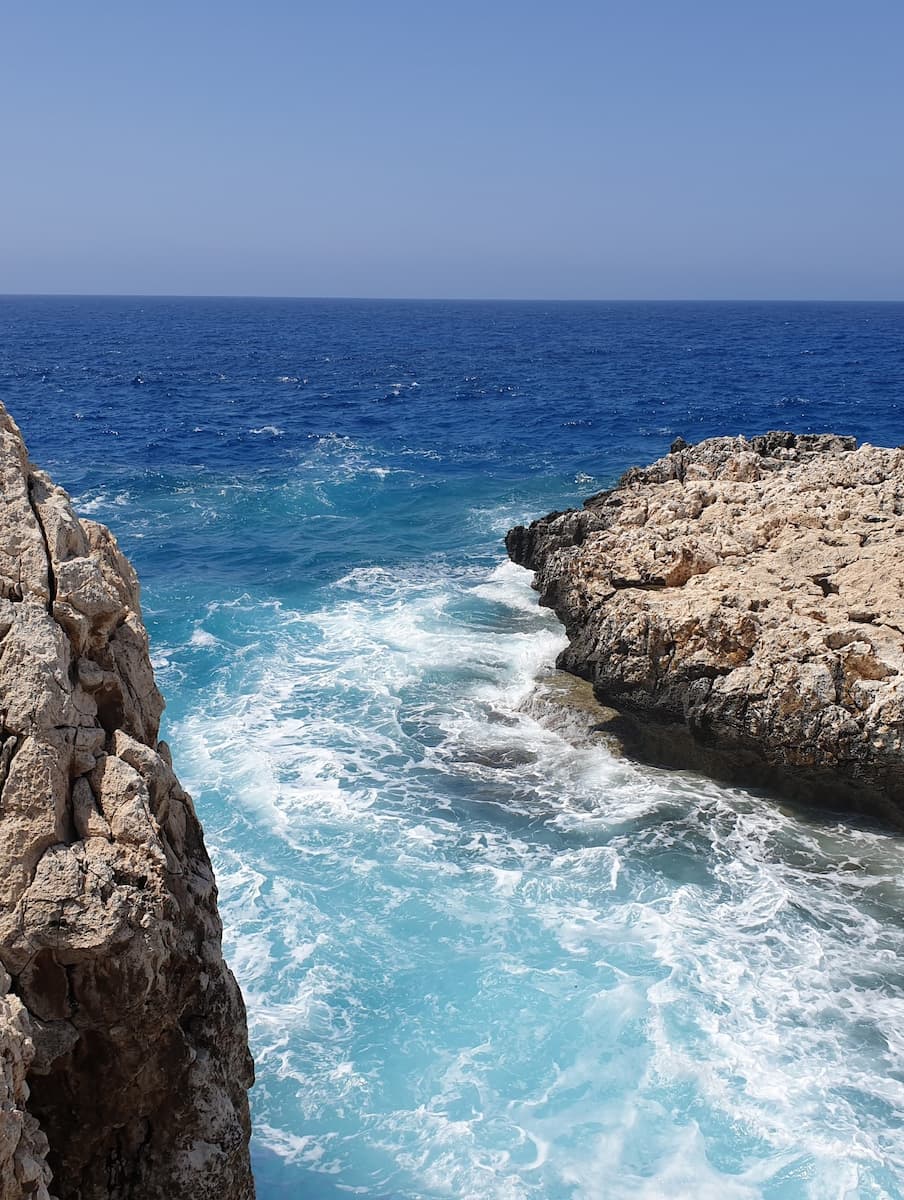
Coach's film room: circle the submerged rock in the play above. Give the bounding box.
[0,402,255,1199]
[507,433,904,824]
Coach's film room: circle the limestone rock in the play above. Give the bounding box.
[507,433,904,823]
[0,967,52,1200]
[0,403,255,1198]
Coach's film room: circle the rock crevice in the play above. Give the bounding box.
[0,403,255,1199]
[507,433,904,824]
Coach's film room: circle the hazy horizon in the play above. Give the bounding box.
[3,0,902,300]
[4,293,904,304]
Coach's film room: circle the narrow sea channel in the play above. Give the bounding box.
[4,296,903,1198]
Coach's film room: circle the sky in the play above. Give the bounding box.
[1,0,902,299]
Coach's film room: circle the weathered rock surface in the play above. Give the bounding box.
[0,402,255,1199]
[507,433,904,823]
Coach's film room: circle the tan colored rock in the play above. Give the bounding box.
[0,967,53,1200]
[0,402,255,1198]
[507,432,904,823]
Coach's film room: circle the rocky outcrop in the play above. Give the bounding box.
[0,403,255,1199]
[507,433,904,824]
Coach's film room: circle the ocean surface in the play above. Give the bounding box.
[3,297,904,1199]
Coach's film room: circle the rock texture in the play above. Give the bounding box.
[0,402,255,1199]
[507,433,904,824]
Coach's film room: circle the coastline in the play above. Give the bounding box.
[508,433,904,825]
[0,401,255,1199]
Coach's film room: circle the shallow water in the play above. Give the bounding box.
[3,298,904,1198]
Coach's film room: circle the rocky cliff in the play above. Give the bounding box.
[0,403,255,1199]
[507,433,904,824]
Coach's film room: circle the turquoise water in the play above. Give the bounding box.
[4,298,904,1198]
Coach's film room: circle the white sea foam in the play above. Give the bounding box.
[468,504,550,536]
[189,627,219,647]
[291,432,409,483]
[160,553,904,1198]
[74,489,131,515]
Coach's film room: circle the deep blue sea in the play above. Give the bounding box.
[3,297,904,1199]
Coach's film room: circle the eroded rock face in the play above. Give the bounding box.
[507,433,904,823]
[0,403,255,1199]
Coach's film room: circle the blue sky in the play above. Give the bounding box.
[2,0,901,298]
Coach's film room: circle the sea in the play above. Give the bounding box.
[3,297,904,1200]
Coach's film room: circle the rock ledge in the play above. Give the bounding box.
[507,433,904,824]
[0,402,255,1199]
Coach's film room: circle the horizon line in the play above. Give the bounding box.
[1,292,903,305]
